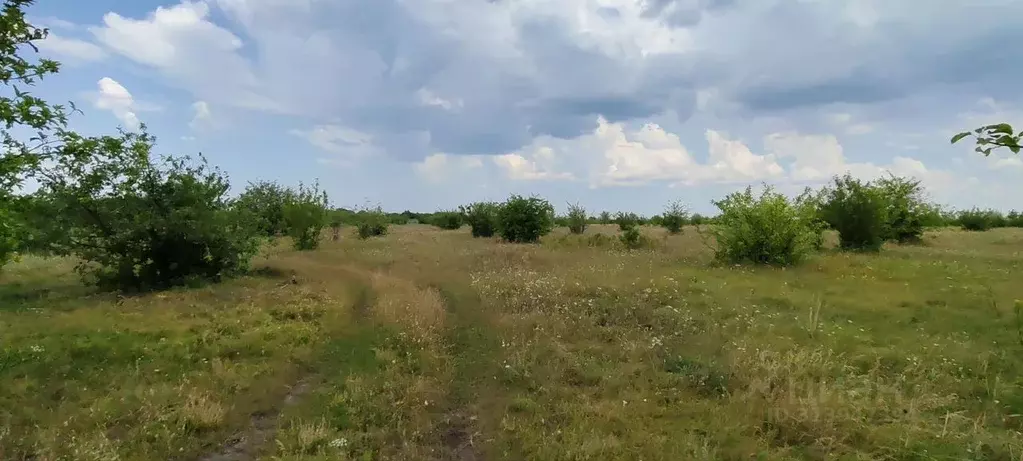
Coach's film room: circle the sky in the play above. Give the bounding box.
[24,0,1023,215]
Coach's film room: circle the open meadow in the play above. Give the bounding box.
[2,224,1022,461]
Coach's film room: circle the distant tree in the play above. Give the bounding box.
[566,202,587,234]
[236,180,294,237]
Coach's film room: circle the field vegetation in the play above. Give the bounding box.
[3,2,1023,460]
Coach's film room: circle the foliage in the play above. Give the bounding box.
[958,208,1001,232]
[820,174,889,251]
[951,123,1022,155]
[1008,210,1023,228]
[356,206,388,239]
[874,175,929,244]
[432,211,463,230]
[690,213,706,225]
[619,226,648,249]
[598,211,612,224]
[0,2,71,270]
[661,200,689,234]
[497,195,555,243]
[615,212,640,232]
[460,201,500,238]
[37,130,260,291]
[283,182,329,250]
[710,185,824,265]
[566,202,587,235]
[235,180,294,237]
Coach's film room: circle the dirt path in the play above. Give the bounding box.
[195,280,376,461]
[434,282,504,461]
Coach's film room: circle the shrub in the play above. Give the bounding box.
[283,182,329,250]
[498,195,555,243]
[460,202,500,238]
[356,207,389,239]
[958,208,999,231]
[41,131,261,291]
[874,175,928,243]
[820,174,889,251]
[598,211,612,224]
[1008,210,1023,227]
[661,200,689,234]
[616,212,640,231]
[432,211,463,230]
[711,185,823,265]
[236,180,294,237]
[619,226,644,249]
[567,202,587,235]
[690,213,706,225]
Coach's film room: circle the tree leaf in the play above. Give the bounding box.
[987,123,1014,135]
[950,132,971,144]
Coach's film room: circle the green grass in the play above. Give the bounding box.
[2,225,1022,460]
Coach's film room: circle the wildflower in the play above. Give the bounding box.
[29,345,44,353]
[328,437,349,448]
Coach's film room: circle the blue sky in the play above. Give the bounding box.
[26,0,1023,214]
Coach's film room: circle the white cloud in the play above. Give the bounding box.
[36,33,107,62]
[290,124,383,165]
[494,147,575,181]
[414,153,483,184]
[417,89,463,111]
[93,77,140,130]
[189,101,213,131]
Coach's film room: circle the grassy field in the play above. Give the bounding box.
[2,224,1022,460]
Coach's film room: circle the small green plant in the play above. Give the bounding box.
[820,174,888,251]
[460,202,500,238]
[615,212,640,232]
[498,195,555,243]
[619,226,643,249]
[283,181,329,250]
[661,200,689,234]
[958,208,1000,231]
[710,185,823,266]
[432,211,463,230]
[356,206,388,239]
[566,202,587,235]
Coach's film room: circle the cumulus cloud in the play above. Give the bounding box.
[37,33,107,63]
[290,124,384,165]
[93,77,140,130]
[414,153,484,184]
[189,101,213,131]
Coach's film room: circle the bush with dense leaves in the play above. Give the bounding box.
[567,202,587,235]
[598,211,612,224]
[874,175,929,243]
[283,182,329,250]
[661,200,689,234]
[615,212,640,232]
[958,208,1001,231]
[461,202,500,238]
[356,207,389,239]
[498,195,555,243]
[1008,210,1023,228]
[433,211,463,230]
[235,180,294,237]
[820,174,889,251]
[40,131,261,291]
[711,185,824,265]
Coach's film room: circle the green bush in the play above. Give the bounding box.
[1008,210,1023,227]
[236,180,294,237]
[598,211,612,224]
[711,185,823,266]
[690,213,706,225]
[567,202,587,235]
[820,174,889,251]
[41,132,261,291]
[661,200,689,234]
[616,212,640,232]
[283,182,329,250]
[619,226,644,249]
[460,202,500,238]
[874,175,928,243]
[356,207,389,239]
[498,195,555,243]
[433,211,463,230]
[958,208,1000,231]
